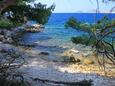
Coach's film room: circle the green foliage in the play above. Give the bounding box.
[65,17,92,33]
[65,16,115,35]
[3,5,29,24]
[1,2,55,25]
[28,3,55,24]
[71,36,96,45]
[65,16,115,64]
[65,17,80,29]
[0,19,14,29]
[79,23,92,33]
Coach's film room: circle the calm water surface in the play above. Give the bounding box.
[21,13,115,59]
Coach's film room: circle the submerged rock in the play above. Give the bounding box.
[39,52,49,55]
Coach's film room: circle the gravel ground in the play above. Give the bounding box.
[1,43,115,86]
[20,56,115,86]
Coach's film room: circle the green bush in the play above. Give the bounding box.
[0,19,14,29]
[71,36,96,46]
[65,17,81,29]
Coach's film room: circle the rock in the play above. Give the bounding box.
[75,58,81,63]
[0,36,13,44]
[83,52,92,57]
[0,43,28,58]
[62,50,75,57]
[5,30,12,37]
[25,24,44,33]
[92,52,98,58]
[61,55,81,63]
[61,49,85,63]
[13,27,25,33]
[33,24,44,28]
[83,59,94,65]
[70,56,81,63]
[61,46,67,49]
[0,35,4,41]
[39,52,49,55]
[5,37,13,43]
[69,56,76,62]
[70,49,79,54]
[62,49,80,56]
[62,56,71,62]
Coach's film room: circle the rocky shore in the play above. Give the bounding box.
[0,24,44,44]
[0,26,115,86]
[0,41,115,86]
[0,27,25,44]
[20,48,115,86]
[25,24,44,32]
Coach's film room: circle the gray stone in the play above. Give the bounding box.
[6,37,13,43]
[39,52,49,55]
[0,35,4,41]
[5,30,12,37]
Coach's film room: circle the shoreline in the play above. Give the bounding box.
[0,26,115,86]
[0,39,115,86]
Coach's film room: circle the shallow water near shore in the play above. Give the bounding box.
[18,13,115,86]
[21,13,115,61]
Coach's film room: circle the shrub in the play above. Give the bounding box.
[71,36,96,46]
[0,19,14,29]
[65,17,81,29]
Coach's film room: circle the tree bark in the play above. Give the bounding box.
[0,0,16,14]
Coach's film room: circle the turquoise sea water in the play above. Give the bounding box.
[23,13,115,44]
[22,13,115,56]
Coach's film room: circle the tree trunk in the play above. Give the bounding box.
[0,0,16,14]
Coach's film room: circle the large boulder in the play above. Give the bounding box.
[83,58,94,65]
[61,49,83,63]
[61,48,97,64]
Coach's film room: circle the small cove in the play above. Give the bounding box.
[18,13,115,86]
[21,13,115,61]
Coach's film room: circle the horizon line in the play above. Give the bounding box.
[52,12,115,14]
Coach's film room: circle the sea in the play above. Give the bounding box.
[22,13,115,60]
